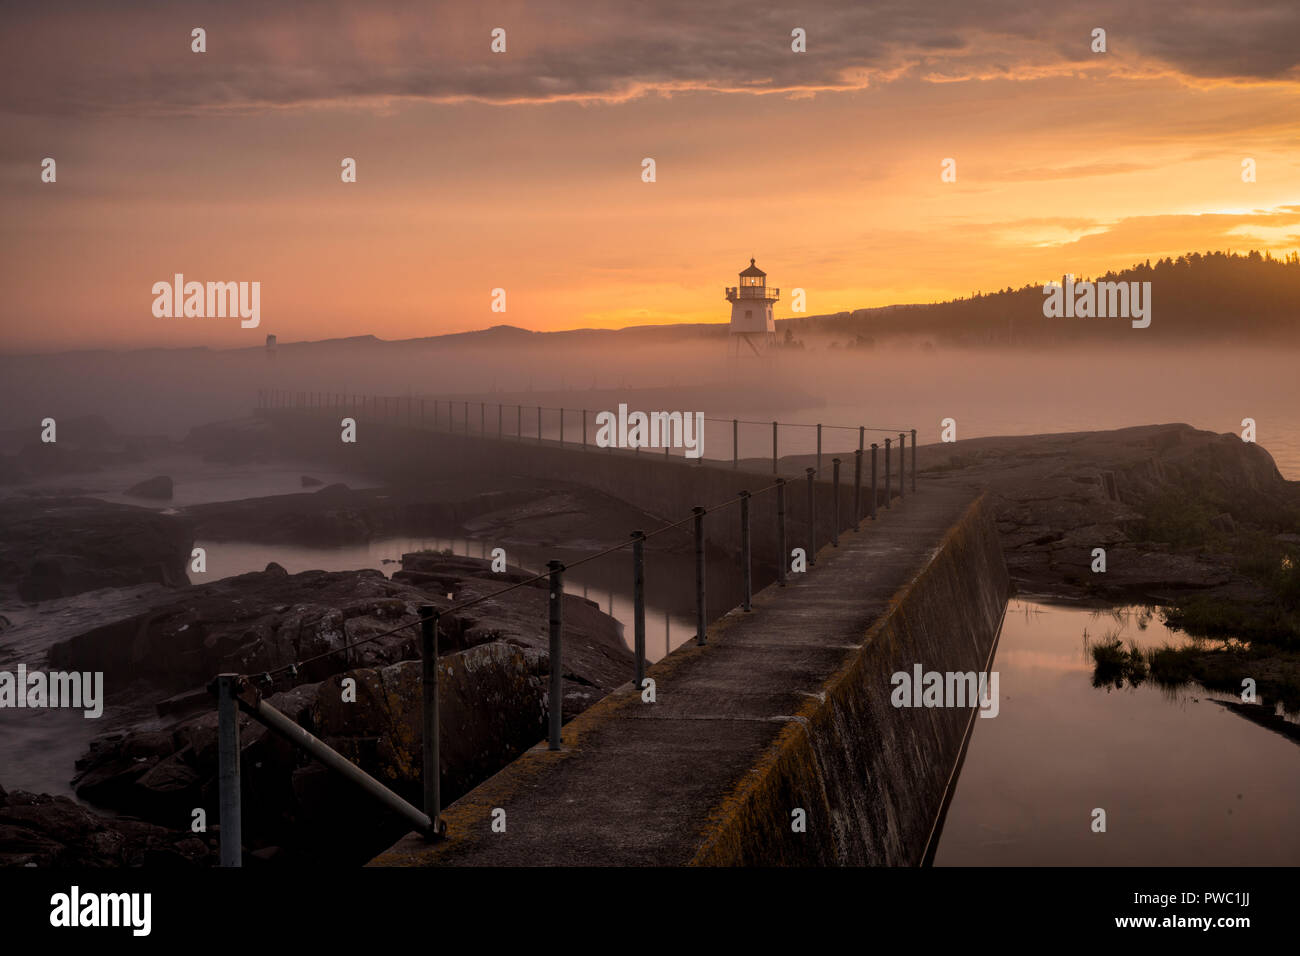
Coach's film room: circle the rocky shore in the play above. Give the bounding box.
[4,418,1298,865]
[917,423,1300,605]
[18,554,634,866]
[918,423,1300,712]
[0,497,192,603]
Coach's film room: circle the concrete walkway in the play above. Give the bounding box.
[371,482,982,866]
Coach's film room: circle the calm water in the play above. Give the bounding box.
[934,600,1300,866]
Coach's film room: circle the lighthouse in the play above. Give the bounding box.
[726,259,778,357]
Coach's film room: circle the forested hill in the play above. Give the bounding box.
[780,250,1300,346]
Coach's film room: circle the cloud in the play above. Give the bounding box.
[3,0,1299,117]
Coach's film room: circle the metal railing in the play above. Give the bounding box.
[256,389,916,481]
[725,286,780,300]
[212,391,920,865]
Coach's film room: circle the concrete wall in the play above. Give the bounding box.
[690,493,1008,866]
[267,411,1006,866]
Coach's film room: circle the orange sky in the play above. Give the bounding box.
[3,1,1300,351]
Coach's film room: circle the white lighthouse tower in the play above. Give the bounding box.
[726,258,778,357]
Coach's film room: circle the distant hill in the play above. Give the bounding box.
[11,251,1299,361]
[782,250,1300,346]
[230,322,731,354]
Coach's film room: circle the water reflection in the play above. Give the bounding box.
[934,599,1300,866]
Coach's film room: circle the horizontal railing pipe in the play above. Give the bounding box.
[238,687,433,837]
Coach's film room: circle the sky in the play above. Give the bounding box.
[2,0,1300,351]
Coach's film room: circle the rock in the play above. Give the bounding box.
[66,640,590,864]
[300,475,323,487]
[1210,512,1236,534]
[0,417,175,480]
[311,643,551,799]
[48,566,415,690]
[182,484,421,546]
[50,556,631,698]
[125,475,173,499]
[393,552,634,687]
[0,497,193,603]
[59,555,632,863]
[156,686,214,719]
[178,480,651,550]
[0,788,215,867]
[923,423,1300,604]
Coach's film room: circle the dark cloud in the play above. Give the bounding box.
[1,0,1297,117]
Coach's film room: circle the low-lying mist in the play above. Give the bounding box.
[2,336,1297,476]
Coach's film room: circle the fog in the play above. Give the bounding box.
[2,335,1297,477]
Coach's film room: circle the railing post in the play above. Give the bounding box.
[216,673,242,868]
[831,458,841,547]
[498,403,503,439]
[776,479,787,586]
[559,408,564,446]
[885,438,892,509]
[537,406,542,442]
[420,398,425,428]
[772,421,778,474]
[899,433,906,500]
[740,491,752,611]
[517,405,522,441]
[480,402,485,435]
[693,507,707,645]
[733,419,739,469]
[805,467,817,566]
[853,448,863,531]
[911,428,917,493]
[871,443,879,519]
[583,410,588,447]
[817,423,823,477]
[419,605,441,836]
[547,560,565,750]
[631,531,646,690]
[463,401,468,433]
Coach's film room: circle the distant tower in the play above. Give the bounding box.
[726,258,778,357]
[265,333,277,360]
